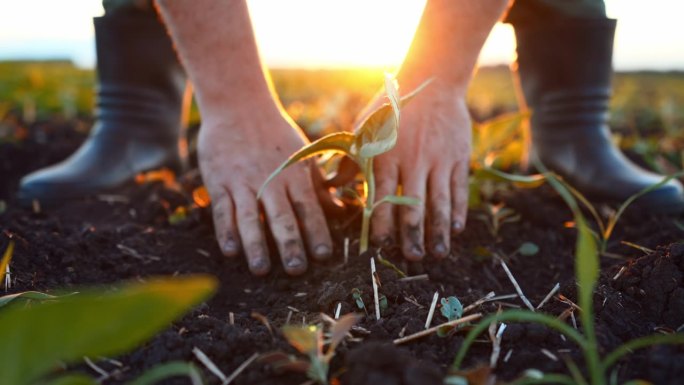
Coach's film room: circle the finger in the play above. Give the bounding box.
[288,178,333,261]
[210,188,240,257]
[451,161,469,234]
[233,188,271,276]
[261,185,308,276]
[399,167,427,261]
[428,166,451,258]
[371,161,399,247]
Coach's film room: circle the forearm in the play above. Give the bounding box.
[155,0,278,120]
[398,0,511,92]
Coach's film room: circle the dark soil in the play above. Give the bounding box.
[1,119,684,385]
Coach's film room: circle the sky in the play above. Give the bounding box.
[0,0,683,70]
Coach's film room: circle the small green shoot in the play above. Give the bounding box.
[517,242,540,257]
[260,75,431,254]
[474,203,521,238]
[265,313,362,385]
[440,296,464,321]
[437,296,465,337]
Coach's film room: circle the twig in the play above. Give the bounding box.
[285,310,293,325]
[398,274,429,282]
[192,347,227,383]
[224,353,259,385]
[229,312,234,325]
[612,266,626,281]
[463,291,495,313]
[393,313,482,345]
[489,323,507,368]
[425,291,439,329]
[84,356,109,380]
[504,349,513,363]
[541,349,558,361]
[500,260,535,311]
[371,257,381,320]
[344,238,350,265]
[335,303,342,319]
[251,312,274,337]
[536,283,560,310]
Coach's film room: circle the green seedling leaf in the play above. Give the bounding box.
[128,361,204,385]
[258,132,356,199]
[0,275,217,385]
[282,324,321,356]
[440,296,464,321]
[373,194,421,210]
[354,77,432,158]
[0,240,14,285]
[473,167,545,188]
[518,242,539,256]
[379,294,388,312]
[0,291,71,308]
[376,255,407,278]
[351,288,365,310]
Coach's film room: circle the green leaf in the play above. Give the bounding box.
[0,291,71,308]
[127,361,204,385]
[373,194,421,210]
[518,242,540,257]
[258,132,356,199]
[440,296,464,321]
[354,77,431,159]
[575,216,599,313]
[0,275,217,385]
[451,310,588,371]
[473,167,545,188]
[602,332,684,370]
[352,289,365,309]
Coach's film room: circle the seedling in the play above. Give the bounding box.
[261,313,361,385]
[450,171,684,385]
[259,75,430,254]
[557,171,684,255]
[437,296,465,337]
[474,202,521,238]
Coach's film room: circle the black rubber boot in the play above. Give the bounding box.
[515,18,684,214]
[18,10,186,207]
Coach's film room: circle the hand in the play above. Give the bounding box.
[365,79,471,260]
[199,105,333,276]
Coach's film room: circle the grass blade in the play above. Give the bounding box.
[602,332,684,370]
[451,310,588,370]
[127,361,204,385]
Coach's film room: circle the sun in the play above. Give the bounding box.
[247,0,428,69]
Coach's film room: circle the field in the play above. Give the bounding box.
[1,60,684,385]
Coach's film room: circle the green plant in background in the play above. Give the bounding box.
[449,170,684,385]
[260,313,361,385]
[0,249,216,385]
[556,171,684,256]
[260,75,430,254]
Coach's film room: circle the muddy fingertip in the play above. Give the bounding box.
[313,244,332,261]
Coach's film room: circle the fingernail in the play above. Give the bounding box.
[314,244,331,260]
[434,243,447,256]
[286,257,305,269]
[410,245,424,258]
[223,239,238,255]
[452,220,464,233]
[250,257,269,274]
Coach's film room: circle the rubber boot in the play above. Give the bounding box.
[515,18,684,214]
[18,10,186,207]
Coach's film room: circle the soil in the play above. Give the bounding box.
[1,119,684,385]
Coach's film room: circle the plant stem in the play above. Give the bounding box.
[359,158,375,254]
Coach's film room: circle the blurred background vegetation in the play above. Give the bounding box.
[1,60,684,171]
